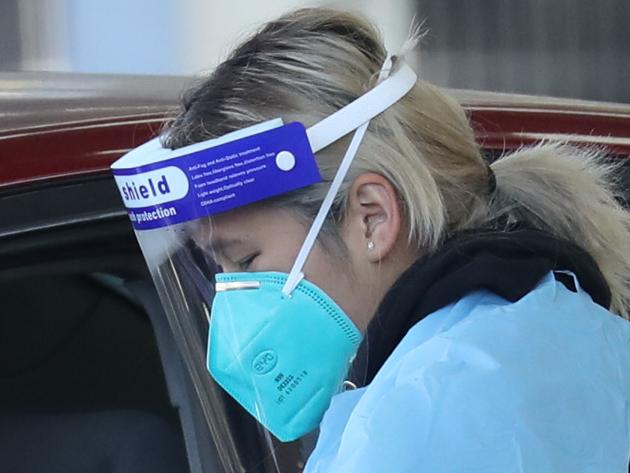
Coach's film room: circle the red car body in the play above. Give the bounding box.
[2,72,630,190]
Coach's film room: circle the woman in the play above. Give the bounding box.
[125,7,630,472]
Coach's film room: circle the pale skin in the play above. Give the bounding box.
[205,172,420,331]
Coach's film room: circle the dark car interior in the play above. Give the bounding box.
[0,176,203,473]
[0,271,189,473]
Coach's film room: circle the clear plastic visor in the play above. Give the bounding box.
[139,221,319,473]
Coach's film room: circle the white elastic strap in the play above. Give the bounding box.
[282,120,370,296]
[282,56,407,296]
[306,62,417,153]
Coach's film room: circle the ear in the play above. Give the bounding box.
[344,172,402,263]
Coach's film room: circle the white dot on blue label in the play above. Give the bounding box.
[275,151,296,172]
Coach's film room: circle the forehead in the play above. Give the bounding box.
[209,205,274,235]
[198,205,305,249]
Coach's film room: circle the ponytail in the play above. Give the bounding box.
[488,143,630,319]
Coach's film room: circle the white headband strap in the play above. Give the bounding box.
[282,59,417,296]
[306,62,417,153]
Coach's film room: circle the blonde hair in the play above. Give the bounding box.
[164,8,630,319]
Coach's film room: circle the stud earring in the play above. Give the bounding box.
[367,241,375,250]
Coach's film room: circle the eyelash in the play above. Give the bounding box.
[238,254,258,271]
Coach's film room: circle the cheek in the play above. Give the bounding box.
[255,237,304,273]
[303,244,361,319]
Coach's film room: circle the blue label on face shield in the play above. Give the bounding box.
[112,122,322,230]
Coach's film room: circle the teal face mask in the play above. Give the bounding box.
[207,272,362,442]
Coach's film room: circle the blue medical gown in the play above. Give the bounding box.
[304,272,630,472]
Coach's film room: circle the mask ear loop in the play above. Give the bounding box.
[282,55,397,297]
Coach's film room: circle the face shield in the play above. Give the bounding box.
[111,58,416,472]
